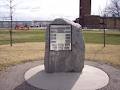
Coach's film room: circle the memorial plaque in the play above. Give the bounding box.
[44,18,85,73]
[49,25,72,51]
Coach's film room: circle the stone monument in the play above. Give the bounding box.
[25,19,109,90]
[44,18,85,73]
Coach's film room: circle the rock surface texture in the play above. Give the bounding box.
[44,18,85,73]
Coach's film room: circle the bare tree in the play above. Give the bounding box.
[9,0,14,46]
[5,0,15,46]
[104,0,120,17]
[0,0,16,46]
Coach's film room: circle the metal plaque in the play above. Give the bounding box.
[50,25,72,51]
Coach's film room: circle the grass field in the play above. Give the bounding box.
[0,43,44,70]
[83,31,120,45]
[0,42,120,71]
[0,30,45,45]
[0,30,120,45]
[0,30,120,71]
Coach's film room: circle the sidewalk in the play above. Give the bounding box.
[0,60,120,90]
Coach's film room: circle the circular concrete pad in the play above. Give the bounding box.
[25,65,109,90]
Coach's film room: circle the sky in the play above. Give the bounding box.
[0,0,110,21]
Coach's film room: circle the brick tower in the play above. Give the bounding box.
[80,0,91,17]
[79,0,91,26]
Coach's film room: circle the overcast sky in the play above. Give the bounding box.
[0,0,110,21]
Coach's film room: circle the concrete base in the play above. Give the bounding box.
[24,65,109,90]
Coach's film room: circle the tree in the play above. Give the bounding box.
[0,0,14,46]
[5,0,15,46]
[9,0,14,46]
[0,0,16,46]
[104,0,120,17]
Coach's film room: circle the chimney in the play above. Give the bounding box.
[80,0,91,17]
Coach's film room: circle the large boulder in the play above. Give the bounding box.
[44,18,85,73]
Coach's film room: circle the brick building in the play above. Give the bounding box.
[75,0,120,29]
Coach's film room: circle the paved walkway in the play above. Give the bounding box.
[0,61,120,90]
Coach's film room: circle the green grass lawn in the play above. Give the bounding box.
[83,31,120,45]
[0,30,45,45]
[0,30,120,70]
[0,30,120,45]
